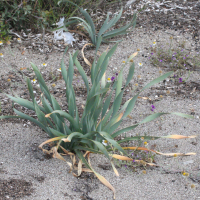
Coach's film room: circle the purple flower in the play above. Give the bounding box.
[111,76,115,81]
[159,59,163,62]
[125,165,127,168]
[184,64,186,66]
[115,73,118,76]
[179,78,183,83]
[174,52,177,55]
[151,53,153,55]
[183,57,186,60]
[151,105,155,111]
[181,49,184,52]
[132,160,135,163]
[186,55,189,57]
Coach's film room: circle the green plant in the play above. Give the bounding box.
[149,37,200,72]
[1,43,196,198]
[58,0,137,46]
[0,0,87,41]
[0,10,196,200]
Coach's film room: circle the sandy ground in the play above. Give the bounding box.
[0,25,200,200]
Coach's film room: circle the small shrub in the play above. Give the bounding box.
[0,0,85,41]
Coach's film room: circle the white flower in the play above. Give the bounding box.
[138,62,143,67]
[152,41,156,46]
[33,91,36,94]
[57,68,61,72]
[0,53,3,58]
[31,79,37,84]
[54,17,65,27]
[17,38,22,43]
[53,17,75,46]
[42,63,47,67]
[0,41,3,45]
[102,140,108,146]
[62,32,75,46]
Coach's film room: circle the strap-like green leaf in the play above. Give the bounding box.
[80,8,96,44]
[49,128,66,137]
[31,63,51,103]
[118,136,160,144]
[112,90,124,117]
[112,124,138,138]
[98,8,123,37]
[51,110,80,131]
[13,108,48,133]
[65,132,84,142]
[125,62,135,87]
[115,69,123,97]
[74,58,89,92]
[102,91,112,118]
[98,131,127,155]
[90,140,110,159]
[27,78,34,102]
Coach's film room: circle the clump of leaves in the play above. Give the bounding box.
[58,0,137,46]
[1,11,196,200]
[1,43,196,198]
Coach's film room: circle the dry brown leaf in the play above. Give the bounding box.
[161,135,197,139]
[78,160,82,176]
[111,161,119,176]
[137,96,151,100]
[81,43,93,68]
[122,147,196,157]
[127,115,133,119]
[94,172,116,199]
